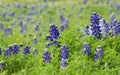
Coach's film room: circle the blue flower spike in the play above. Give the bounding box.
[42,49,51,63]
[94,45,103,61]
[82,42,91,55]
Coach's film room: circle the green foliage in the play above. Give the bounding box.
[0,0,120,75]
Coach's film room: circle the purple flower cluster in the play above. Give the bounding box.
[45,24,60,48]
[91,12,100,25]
[42,49,51,62]
[3,27,12,36]
[109,17,120,36]
[0,47,2,55]
[0,61,5,70]
[84,25,90,35]
[24,46,30,55]
[99,19,109,37]
[82,42,103,61]
[49,24,59,39]
[60,45,69,59]
[82,42,91,55]
[4,44,22,56]
[90,12,101,39]
[83,12,120,39]
[33,37,38,44]
[59,14,69,31]
[4,48,11,56]
[60,19,69,31]
[0,23,3,29]
[34,25,39,31]
[60,58,67,68]
[94,45,103,61]
[60,45,68,68]
[1,43,37,57]
[59,14,65,23]
[10,44,20,54]
[43,24,61,63]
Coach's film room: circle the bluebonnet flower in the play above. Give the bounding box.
[46,35,53,41]
[60,19,69,31]
[3,27,12,35]
[82,42,91,55]
[8,45,13,52]
[84,25,90,35]
[94,45,103,61]
[1,11,7,17]
[19,20,23,27]
[32,49,38,55]
[14,4,20,8]
[117,4,120,9]
[0,47,2,55]
[110,14,115,30]
[26,11,32,16]
[60,58,67,69]
[20,27,24,34]
[90,12,101,39]
[99,19,109,37]
[91,12,100,25]
[11,44,20,54]
[63,19,69,28]
[60,45,68,59]
[110,20,117,36]
[60,25,65,31]
[49,24,59,39]
[4,48,11,56]
[109,2,115,7]
[22,4,27,8]
[24,46,30,55]
[115,22,120,35]
[45,43,51,48]
[33,37,37,44]
[8,12,15,16]
[0,61,4,70]
[42,49,51,62]
[110,14,115,24]
[25,16,31,22]
[20,24,27,34]
[59,14,65,23]
[34,25,39,31]
[31,5,36,10]
[0,23,3,29]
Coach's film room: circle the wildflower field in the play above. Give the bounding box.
[0,0,120,75]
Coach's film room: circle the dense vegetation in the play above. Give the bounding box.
[0,0,120,75]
